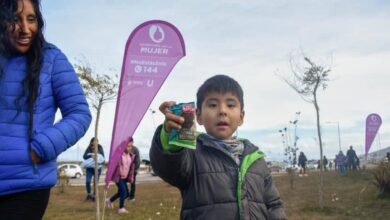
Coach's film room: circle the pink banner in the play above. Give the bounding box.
[105,20,186,187]
[365,113,382,158]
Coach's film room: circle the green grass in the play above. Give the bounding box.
[44,170,390,220]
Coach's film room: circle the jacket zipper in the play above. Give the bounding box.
[236,151,265,220]
[237,167,242,220]
[206,144,242,219]
[203,138,261,220]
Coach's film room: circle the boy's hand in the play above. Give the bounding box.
[159,101,184,133]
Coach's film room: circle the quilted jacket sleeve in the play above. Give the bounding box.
[263,162,287,219]
[31,49,92,162]
[149,125,194,189]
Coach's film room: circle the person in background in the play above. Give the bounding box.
[356,157,361,170]
[346,145,358,171]
[334,155,338,171]
[128,144,140,201]
[323,156,328,171]
[83,137,105,201]
[336,151,346,174]
[298,151,308,176]
[106,137,136,214]
[0,0,91,219]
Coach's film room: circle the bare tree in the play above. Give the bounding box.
[75,63,118,138]
[75,62,118,220]
[280,56,330,208]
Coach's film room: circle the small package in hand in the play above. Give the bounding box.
[169,102,196,149]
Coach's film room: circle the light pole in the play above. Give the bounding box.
[326,121,341,151]
[149,108,156,129]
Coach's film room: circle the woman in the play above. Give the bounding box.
[0,0,91,219]
[83,137,105,201]
[298,151,308,176]
[336,151,346,174]
[106,137,136,214]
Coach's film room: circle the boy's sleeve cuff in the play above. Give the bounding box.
[160,124,183,152]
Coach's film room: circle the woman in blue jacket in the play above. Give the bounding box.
[83,137,105,201]
[0,0,91,219]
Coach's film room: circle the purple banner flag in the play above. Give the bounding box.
[365,113,382,158]
[105,20,186,187]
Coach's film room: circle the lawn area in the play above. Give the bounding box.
[45,170,390,220]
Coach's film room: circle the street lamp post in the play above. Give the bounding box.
[149,108,156,129]
[326,121,341,151]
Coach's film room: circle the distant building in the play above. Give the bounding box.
[358,146,390,164]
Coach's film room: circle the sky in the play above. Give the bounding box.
[40,0,390,162]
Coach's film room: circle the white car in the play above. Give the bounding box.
[58,164,83,179]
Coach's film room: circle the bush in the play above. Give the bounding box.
[372,162,390,198]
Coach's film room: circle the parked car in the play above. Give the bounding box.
[58,164,83,179]
[306,161,318,169]
[142,159,157,176]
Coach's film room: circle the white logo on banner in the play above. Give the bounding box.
[149,25,165,43]
[134,65,142,73]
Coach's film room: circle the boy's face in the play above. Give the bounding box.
[196,92,244,140]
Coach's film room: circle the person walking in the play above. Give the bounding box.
[336,151,346,174]
[82,137,105,201]
[0,1,91,219]
[323,156,328,171]
[346,145,358,171]
[128,144,140,201]
[298,152,308,176]
[106,137,136,214]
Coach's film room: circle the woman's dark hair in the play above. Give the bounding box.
[196,74,244,111]
[0,0,46,138]
[89,137,98,147]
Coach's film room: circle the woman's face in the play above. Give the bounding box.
[7,0,38,54]
[125,141,133,153]
[92,138,99,147]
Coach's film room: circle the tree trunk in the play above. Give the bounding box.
[94,101,102,220]
[94,102,101,138]
[314,90,324,209]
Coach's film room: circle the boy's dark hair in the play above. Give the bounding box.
[196,74,244,111]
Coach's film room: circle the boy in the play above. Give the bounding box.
[150,75,286,219]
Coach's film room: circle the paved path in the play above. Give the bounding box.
[67,172,161,186]
[66,171,287,186]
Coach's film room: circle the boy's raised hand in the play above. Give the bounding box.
[159,101,184,133]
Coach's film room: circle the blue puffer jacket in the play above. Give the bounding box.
[0,44,92,196]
